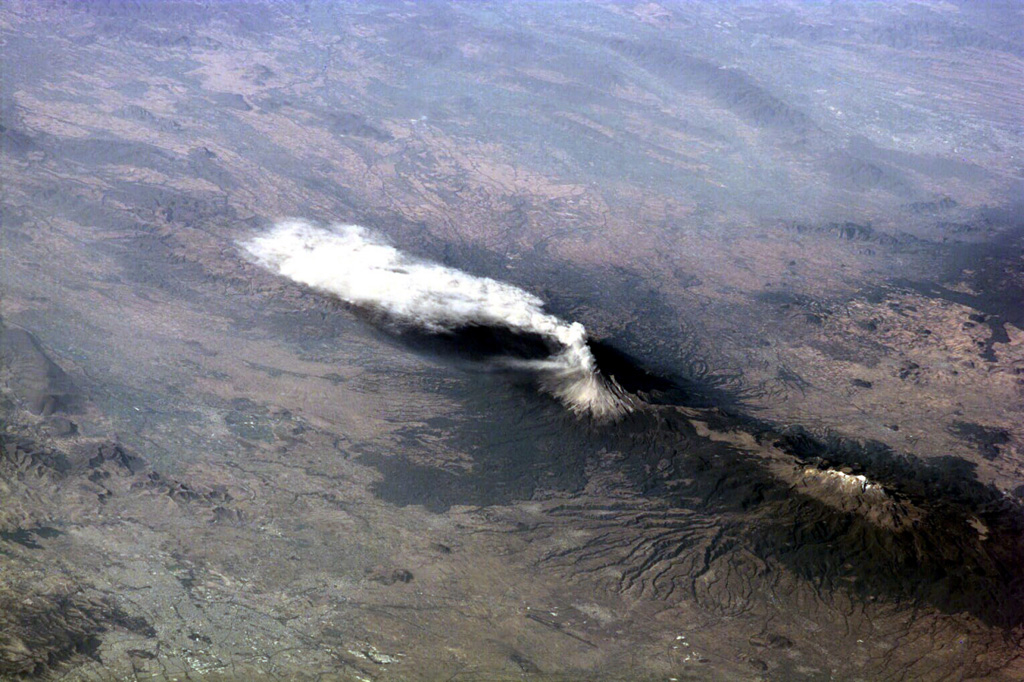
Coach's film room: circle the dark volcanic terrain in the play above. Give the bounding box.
[2,1,1023,680]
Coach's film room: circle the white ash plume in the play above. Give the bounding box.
[244,220,634,419]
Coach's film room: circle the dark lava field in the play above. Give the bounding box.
[2,1,1023,680]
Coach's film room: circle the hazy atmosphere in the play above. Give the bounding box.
[2,1,1023,680]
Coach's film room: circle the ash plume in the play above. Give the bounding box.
[244,220,635,419]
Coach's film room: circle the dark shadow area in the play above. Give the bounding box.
[395,324,558,364]
[587,339,688,402]
[892,206,1024,354]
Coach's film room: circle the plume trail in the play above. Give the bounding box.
[244,220,634,419]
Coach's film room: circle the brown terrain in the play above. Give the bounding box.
[2,1,1023,680]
